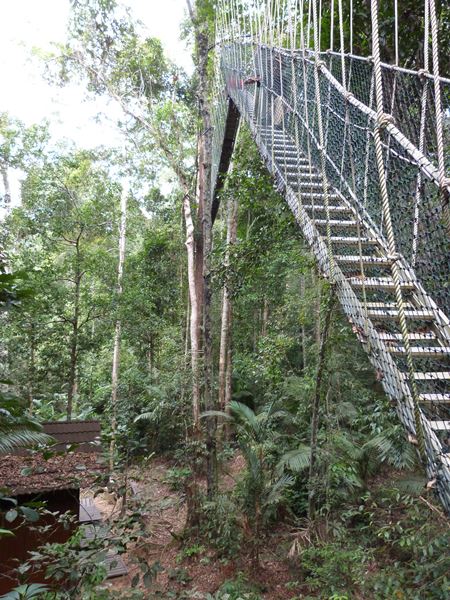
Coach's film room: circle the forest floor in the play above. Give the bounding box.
[96,455,300,599]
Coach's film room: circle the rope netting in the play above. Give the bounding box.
[211,0,450,512]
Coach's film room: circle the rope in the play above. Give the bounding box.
[370,0,426,462]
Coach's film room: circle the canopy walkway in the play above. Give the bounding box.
[211,1,450,512]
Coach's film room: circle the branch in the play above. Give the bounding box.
[185,0,195,24]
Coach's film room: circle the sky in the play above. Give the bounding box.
[0,0,193,203]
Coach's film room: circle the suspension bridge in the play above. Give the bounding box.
[211,0,450,512]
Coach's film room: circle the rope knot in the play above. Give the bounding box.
[418,68,429,80]
[344,91,354,102]
[387,252,401,263]
[377,112,395,129]
[316,60,326,71]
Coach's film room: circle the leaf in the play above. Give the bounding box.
[5,509,18,523]
[20,507,40,522]
[277,445,311,474]
[0,528,15,538]
[131,573,140,588]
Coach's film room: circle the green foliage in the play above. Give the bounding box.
[209,573,262,600]
[0,584,50,600]
[163,467,193,492]
[299,543,369,597]
[201,494,243,556]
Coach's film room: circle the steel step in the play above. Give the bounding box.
[406,371,450,381]
[367,308,435,321]
[315,219,358,227]
[349,277,415,290]
[292,181,324,189]
[304,205,352,213]
[364,301,415,309]
[419,394,450,403]
[387,346,450,357]
[378,331,437,342]
[298,193,340,200]
[336,255,392,265]
[429,420,450,431]
[330,236,378,245]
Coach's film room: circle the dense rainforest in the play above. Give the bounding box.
[1,1,449,599]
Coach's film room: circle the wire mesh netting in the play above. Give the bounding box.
[211,1,450,513]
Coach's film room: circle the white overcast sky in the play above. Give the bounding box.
[0,0,192,147]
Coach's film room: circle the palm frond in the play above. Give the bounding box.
[200,410,233,421]
[0,429,52,454]
[277,445,311,474]
[364,427,417,470]
[229,401,260,434]
[265,473,295,506]
[391,474,426,495]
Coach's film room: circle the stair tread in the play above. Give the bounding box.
[349,277,414,289]
[429,420,450,430]
[364,301,415,309]
[367,308,434,320]
[330,236,377,244]
[387,346,450,356]
[408,371,450,380]
[378,332,436,341]
[336,255,391,264]
[419,394,450,402]
[304,205,352,212]
[315,219,357,226]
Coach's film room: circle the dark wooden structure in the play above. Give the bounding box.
[0,420,106,594]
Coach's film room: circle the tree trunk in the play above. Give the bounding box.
[312,267,321,349]
[28,323,35,415]
[300,275,307,370]
[308,285,335,520]
[218,195,238,442]
[110,186,128,471]
[67,236,82,421]
[261,298,269,337]
[192,4,217,499]
[1,165,11,206]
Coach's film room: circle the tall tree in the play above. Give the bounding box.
[110,184,128,470]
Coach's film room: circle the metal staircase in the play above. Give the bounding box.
[212,82,450,509]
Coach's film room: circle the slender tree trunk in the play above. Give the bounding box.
[300,275,307,370]
[261,298,269,336]
[183,193,201,430]
[308,285,335,520]
[312,267,321,349]
[67,237,82,421]
[1,165,11,206]
[28,323,35,415]
[110,187,128,471]
[218,195,238,442]
[147,334,154,381]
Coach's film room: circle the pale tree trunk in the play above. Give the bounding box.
[110,187,128,471]
[67,233,83,421]
[1,165,11,206]
[183,191,203,529]
[218,195,238,442]
[183,193,201,429]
